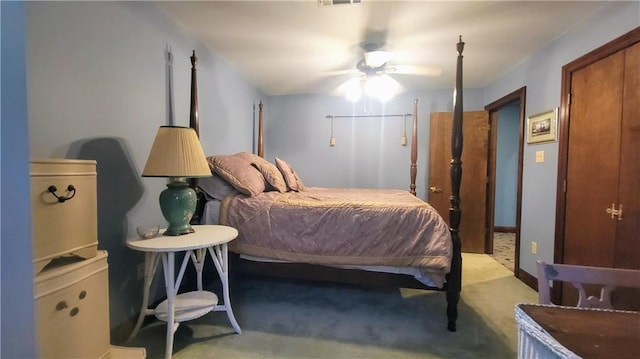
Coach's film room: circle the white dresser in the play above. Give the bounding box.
[30,159,98,274]
[34,251,111,358]
[30,159,145,359]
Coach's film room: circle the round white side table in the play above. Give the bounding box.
[127,225,241,359]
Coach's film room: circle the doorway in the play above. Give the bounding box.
[485,87,526,277]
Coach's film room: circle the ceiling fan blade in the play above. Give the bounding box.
[387,65,442,76]
[318,69,359,77]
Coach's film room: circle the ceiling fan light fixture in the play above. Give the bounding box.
[340,75,398,103]
[364,50,391,68]
[344,77,363,102]
[364,75,396,102]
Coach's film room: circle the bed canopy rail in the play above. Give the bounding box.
[324,114,412,118]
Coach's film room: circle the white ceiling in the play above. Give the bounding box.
[155,1,608,96]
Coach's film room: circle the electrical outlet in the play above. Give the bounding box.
[531,241,538,254]
[137,263,145,280]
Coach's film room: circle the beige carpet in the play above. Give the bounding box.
[121,254,537,358]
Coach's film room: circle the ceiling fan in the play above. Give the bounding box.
[355,47,442,77]
[331,44,442,102]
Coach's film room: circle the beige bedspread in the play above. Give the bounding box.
[220,187,452,286]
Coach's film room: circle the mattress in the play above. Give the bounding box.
[204,187,452,287]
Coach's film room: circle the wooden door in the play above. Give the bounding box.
[429,111,489,253]
[564,51,624,269]
[560,38,639,309]
[615,41,640,309]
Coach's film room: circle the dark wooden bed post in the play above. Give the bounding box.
[446,36,465,332]
[257,101,264,158]
[189,50,205,224]
[409,98,418,195]
[189,50,199,136]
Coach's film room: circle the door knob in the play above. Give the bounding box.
[429,186,443,193]
[605,203,623,221]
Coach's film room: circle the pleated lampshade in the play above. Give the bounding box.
[142,126,211,178]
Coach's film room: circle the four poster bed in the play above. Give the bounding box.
[187,38,465,332]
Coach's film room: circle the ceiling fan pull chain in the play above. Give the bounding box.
[363,94,372,114]
[362,95,367,113]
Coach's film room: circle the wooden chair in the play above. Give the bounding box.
[536,260,640,309]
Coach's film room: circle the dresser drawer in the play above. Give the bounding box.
[31,159,98,273]
[34,251,110,359]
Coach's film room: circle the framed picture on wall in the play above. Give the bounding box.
[526,108,557,144]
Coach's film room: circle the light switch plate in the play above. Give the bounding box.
[535,151,544,163]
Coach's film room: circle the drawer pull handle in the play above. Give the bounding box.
[79,290,87,300]
[47,184,76,203]
[69,307,79,317]
[56,301,68,311]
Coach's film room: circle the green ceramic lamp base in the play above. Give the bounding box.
[159,181,197,236]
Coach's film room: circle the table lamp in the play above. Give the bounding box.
[142,126,211,235]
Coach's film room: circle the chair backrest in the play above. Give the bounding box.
[536,260,640,309]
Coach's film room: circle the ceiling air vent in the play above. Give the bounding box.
[318,0,362,6]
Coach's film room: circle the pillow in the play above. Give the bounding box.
[252,161,288,193]
[207,154,266,196]
[238,152,287,193]
[275,157,304,192]
[294,170,306,191]
[197,174,239,200]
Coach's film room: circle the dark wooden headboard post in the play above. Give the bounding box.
[409,98,418,196]
[189,50,199,136]
[189,50,206,224]
[446,36,465,332]
[257,101,264,158]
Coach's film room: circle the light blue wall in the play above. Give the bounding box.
[484,1,639,276]
[1,2,38,357]
[264,89,486,200]
[494,102,519,227]
[26,1,263,332]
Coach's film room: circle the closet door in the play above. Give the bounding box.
[614,41,640,309]
[563,51,624,269]
[561,39,639,309]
